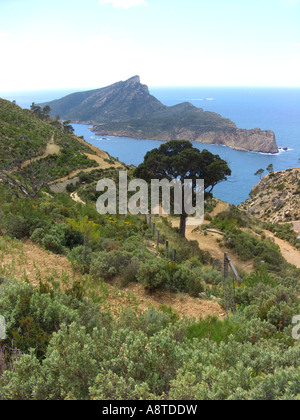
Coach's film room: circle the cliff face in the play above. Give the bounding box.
[192,128,278,154]
[94,125,278,154]
[40,76,279,154]
[239,168,300,223]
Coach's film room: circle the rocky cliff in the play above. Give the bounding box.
[41,76,279,154]
[239,168,300,223]
[94,122,278,154]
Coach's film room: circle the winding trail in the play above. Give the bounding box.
[263,230,300,268]
[171,219,254,274]
[20,133,60,168]
[172,200,300,271]
[52,149,124,184]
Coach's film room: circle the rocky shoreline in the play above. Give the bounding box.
[93,126,278,154]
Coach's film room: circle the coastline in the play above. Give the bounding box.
[71,122,298,206]
[84,124,279,156]
[70,122,294,161]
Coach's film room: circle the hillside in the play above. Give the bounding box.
[0,98,231,318]
[40,76,166,124]
[239,168,300,224]
[0,98,127,193]
[40,76,279,154]
[1,99,300,400]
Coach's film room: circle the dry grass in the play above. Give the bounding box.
[0,236,224,320]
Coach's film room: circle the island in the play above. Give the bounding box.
[40,76,279,154]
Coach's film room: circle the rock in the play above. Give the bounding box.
[239,168,300,225]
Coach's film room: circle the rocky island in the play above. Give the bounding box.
[41,76,279,154]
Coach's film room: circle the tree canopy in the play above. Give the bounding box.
[134,140,231,236]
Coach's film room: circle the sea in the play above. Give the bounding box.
[1,86,299,205]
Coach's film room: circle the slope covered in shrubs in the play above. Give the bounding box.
[0,268,299,400]
[0,100,300,400]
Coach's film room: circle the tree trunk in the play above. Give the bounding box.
[179,212,187,237]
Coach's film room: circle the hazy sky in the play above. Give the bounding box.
[0,0,299,91]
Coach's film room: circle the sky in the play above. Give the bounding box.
[0,0,300,91]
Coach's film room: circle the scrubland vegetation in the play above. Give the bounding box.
[0,99,299,400]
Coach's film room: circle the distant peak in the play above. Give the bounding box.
[125,75,140,85]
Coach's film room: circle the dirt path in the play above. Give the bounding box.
[20,133,123,184]
[53,151,124,183]
[263,230,300,268]
[70,192,85,205]
[209,200,230,218]
[171,200,254,273]
[21,133,60,168]
[172,199,300,271]
[171,218,254,274]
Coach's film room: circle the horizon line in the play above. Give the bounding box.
[1,85,300,94]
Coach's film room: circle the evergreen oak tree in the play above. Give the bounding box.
[134,140,231,237]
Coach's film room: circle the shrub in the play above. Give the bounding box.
[225,230,285,271]
[4,215,32,239]
[187,316,240,343]
[68,245,92,274]
[187,273,206,297]
[42,234,64,254]
[120,258,140,287]
[90,250,133,281]
[211,207,252,232]
[41,225,68,254]
[166,263,205,295]
[136,259,170,291]
[64,227,84,249]
[136,260,206,295]
[89,371,155,400]
[30,228,45,245]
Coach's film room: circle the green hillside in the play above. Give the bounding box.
[0,99,52,168]
[0,99,300,400]
[0,98,96,169]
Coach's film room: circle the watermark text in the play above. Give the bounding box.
[96,171,204,225]
[292,316,300,340]
[0,316,6,340]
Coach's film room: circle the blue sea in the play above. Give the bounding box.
[1,87,299,205]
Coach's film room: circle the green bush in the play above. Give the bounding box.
[166,263,205,295]
[4,215,33,239]
[0,280,80,358]
[41,226,65,254]
[68,245,92,274]
[89,371,155,400]
[90,250,133,281]
[136,259,206,295]
[187,316,240,343]
[30,228,45,245]
[211,207,252,232]
[136,259,170,291]
[264,222,300,248]
[120,258,140,287]
[31,224,84,254]
[187,272,206,297]
[0,275,300,400]
[225,230,285,271]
